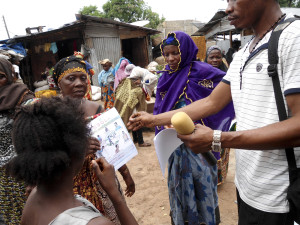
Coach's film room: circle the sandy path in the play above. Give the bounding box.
[117,131,238,225]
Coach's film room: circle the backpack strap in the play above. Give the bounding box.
[267,17,299,182]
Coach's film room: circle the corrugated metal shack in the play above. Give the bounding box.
[191,10,244,65]
[191,11,240,45]
[191,8,300,62]
[1,14,160,90]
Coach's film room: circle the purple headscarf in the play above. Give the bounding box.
[154,31,235,140]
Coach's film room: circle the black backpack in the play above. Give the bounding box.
[267,17,300,223]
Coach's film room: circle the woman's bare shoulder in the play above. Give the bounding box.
[83,100,104,116]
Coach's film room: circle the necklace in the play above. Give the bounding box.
[250,13,286,53]
[239,13,286,89]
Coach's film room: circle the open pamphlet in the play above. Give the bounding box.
[88,107,138,170]
[153,128,183,177]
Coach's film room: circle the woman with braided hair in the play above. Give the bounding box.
[52,55,135,224]
[6,97,138,225]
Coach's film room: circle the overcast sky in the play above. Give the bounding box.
[0,0,227,40]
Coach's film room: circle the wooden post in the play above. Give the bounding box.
[2,16,10,39]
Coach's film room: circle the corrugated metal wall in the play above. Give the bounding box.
[92,37,121,85]
[93,37,121,68]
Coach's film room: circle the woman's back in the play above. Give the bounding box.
[22,191,110,225]
[49,195,103,225]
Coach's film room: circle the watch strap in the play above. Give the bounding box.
[212,130,222,152]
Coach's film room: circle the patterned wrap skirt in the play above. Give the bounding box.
[168,144,218,225]
[217,148,231,185]
[0,167,26,225]
[102,85,115,110]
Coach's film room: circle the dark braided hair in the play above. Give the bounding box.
[6,97,89,186]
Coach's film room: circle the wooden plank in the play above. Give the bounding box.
[120,30,148,39]
[191,36,206,61]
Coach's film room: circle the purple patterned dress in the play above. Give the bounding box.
[154,31,235,225]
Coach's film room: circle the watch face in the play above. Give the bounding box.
[212,144,221,152]
[215,147,221,153]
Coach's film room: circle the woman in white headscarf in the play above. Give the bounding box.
[129,66,158,100]
[114,66,157,147]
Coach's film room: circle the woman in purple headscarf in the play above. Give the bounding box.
[128,31,235,225]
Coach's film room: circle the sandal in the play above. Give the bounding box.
[138,142,151,147]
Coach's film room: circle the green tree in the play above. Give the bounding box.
[279,0,300,7]
[80,5,104,17]
[79,0,164,29]
[143,7,164,29]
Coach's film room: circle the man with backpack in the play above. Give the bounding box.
[128,0,300,224]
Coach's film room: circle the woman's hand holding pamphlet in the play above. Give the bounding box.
[88,107,138,170]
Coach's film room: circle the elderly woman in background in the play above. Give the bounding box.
[52,55,135,225]
[98,59,114,110]
[205,45,228,72]
[0,58,34,224]
[114,65,157,147]
[146,61,159,74]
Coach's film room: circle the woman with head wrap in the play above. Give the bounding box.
[98,59,114,110]
[146,61,159,74]
[130,66,158,146]
[114,65,157,147]
[205,45,228,72]
[53,55,135,224]
[130,66,158,100]
[0,58,35,224]
[128,31,235,225]
[112,57,131,91]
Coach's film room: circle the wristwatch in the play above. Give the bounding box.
[212,130,222,152]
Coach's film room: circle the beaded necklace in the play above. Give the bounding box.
[86,112,102,122]
[250,13,286,53]
[239,13,286,89]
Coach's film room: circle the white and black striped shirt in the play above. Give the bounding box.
[223,15,300,213]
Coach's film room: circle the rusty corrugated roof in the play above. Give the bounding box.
[0,14,160,44]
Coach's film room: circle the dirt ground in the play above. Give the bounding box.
[116,130,238,225]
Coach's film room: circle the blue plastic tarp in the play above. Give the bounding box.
[0,42,26,56]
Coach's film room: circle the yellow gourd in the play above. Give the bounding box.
[171,112,195,135]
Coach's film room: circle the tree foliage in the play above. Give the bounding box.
[279,0,300,7]
[80,5,104,17]
[79,0,165,29]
